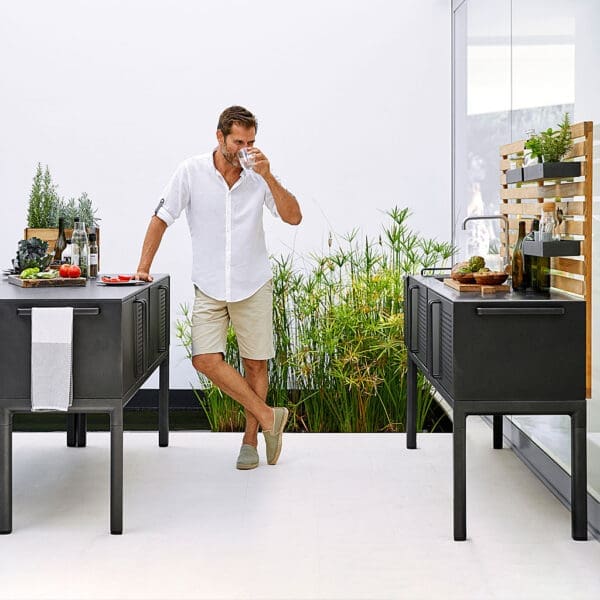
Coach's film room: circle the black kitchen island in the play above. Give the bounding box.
[0,274,170,534]
[404,274,587,541]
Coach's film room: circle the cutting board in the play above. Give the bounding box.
[8,274,86,287]
[443,278,509,295]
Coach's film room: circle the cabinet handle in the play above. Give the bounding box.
[409,286,419,352]
[157,285,169,353]
[133,299,148,378]
[17,307,100,317]
[430,300,442,378]
[476,307,565,316]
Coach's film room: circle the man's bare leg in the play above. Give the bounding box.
[192,354,274,431]
[241,358,268,447]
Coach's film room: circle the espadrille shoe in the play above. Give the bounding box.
[263,407,289,465]
[236,444,259,470]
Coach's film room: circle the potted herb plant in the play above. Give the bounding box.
[24,164,101,264]
[523,113,581,181]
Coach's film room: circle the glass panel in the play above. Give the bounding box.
[453,0,510,272]
[454,0,600,503]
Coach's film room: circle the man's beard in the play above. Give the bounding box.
[220,145,240,167]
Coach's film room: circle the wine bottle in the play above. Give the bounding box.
[53,217,67,262]
[88,232,98,278]
[511,220,527,293]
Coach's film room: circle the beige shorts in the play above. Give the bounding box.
[191,280,275,360]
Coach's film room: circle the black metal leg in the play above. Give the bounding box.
[571,406,587,540]
[76,414,87,447]
[493,415,503,449]
[110,407,123,534]
[67,413,76,447]
[453,404,467,541]
[159,356,169,447]
[406,357,417,449]
[0,409,12,534]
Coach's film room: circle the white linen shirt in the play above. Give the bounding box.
[156,153,280,302]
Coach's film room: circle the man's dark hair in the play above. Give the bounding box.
[217,106,258,137]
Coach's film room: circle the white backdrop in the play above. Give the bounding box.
[0,0,451,388]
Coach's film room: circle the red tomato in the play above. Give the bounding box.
[59,264,71,278]
[67,265,81,278]
[118,275,131,281]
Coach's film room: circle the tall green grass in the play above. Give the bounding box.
[175,207,454,433]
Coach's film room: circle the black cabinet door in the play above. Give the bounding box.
[148,279,169,368]
[405,277,428,367]
[122,288,149,395]
[426,290,454,396]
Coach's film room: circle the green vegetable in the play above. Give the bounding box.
[34,269,58,279]
[15,237,53,273]
[468,256,485,272]
[20,267,40,279]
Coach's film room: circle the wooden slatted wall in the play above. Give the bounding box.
[499,121,593,395]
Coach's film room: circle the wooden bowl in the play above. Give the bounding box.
[472,272,508,286]
[451,271,475,283]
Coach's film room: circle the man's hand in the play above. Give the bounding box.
[135,271,154,282]
[248,147,270,178]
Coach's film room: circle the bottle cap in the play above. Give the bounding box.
[542,202,555,212]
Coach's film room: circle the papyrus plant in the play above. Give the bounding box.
[176,207,454,433]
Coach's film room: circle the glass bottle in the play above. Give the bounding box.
[88,232,98,278]
[53,217,67,262]
[71,217,90,277]
[540,202,558,241]
[62,239,72,264]
[524,219,539,292]
[511,220,527,293]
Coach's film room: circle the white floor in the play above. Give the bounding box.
[2,420,600,600]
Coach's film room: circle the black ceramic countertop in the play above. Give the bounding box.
[0,274,169,302]
[412,275,584,304]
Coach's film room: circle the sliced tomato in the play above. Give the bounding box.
[117,274,131,281]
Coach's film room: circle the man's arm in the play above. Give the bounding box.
[135,215,168,282]
[262,173,302,225]
[250,148,302,225]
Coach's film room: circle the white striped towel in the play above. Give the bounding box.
[31,307,74,411]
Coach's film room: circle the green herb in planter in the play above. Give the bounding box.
[27,164,61,228]
[524,112,573,163]
[26,163,101,229]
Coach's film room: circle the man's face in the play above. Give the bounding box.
[217,123,256,167]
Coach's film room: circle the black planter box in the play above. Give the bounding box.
[522,239,581,257]
[523,161,581,182]
[506,168,523,184]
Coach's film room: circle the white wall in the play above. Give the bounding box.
[0,0,451,388]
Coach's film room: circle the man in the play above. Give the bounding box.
[135,106,302,470]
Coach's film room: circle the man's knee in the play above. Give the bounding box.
[192,353,223,376]
[242,358,267,375]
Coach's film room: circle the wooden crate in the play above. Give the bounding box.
[24,227,101,268]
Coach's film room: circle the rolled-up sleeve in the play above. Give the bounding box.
[156,161,191,226]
